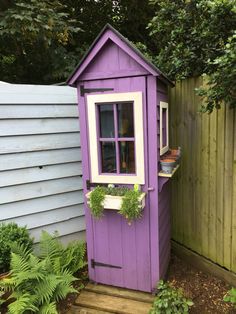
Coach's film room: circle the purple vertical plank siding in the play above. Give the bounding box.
[147,76,160,290]
[71,26,173,293]
[77,82,95,280]
[157,82,171,279]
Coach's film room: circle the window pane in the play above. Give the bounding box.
[119,141,135,173]
[98,104,114,138]
[101,142,116,173]
[118,102,134,137]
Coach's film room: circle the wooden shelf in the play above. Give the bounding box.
[158,164,180,178]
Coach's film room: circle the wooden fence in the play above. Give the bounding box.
[0,84,85,243]
[169,77,236,273]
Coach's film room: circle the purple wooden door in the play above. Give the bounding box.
[81,76,151,292]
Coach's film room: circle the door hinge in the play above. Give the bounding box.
[91,259,122,269]
[80,85,114,96]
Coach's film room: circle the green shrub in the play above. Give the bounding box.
[150,280,193,314]
[224,287,236,307]
[0,222,33,273]
[0,231,86,314]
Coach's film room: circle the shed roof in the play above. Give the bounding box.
[67,24,174,87]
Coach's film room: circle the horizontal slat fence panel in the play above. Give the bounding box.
[0,133,80,154]
[24,217,85,243]
[0,84,77,104]
[0,105,78,118]
[0,191,84,220]
[0,84,85,243]
[0,174,82,204]
[3,204,84,229]
[169,77,236,273]
[0,162,82,187]
[0,118,80,136]
[0,148,81,171]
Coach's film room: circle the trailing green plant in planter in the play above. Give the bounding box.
[0,222,33,274]
[87,184,144,224]
[149,280,193,314]
[0,230,86,314]
[224,287,236,307]
[119,187,143,225]
[88,186,106,218]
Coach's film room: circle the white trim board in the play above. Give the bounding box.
[87,92,145,184]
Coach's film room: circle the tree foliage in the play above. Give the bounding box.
[148,0,236,112]
[0,0,235,112]
[197,32,236,112]
[0,0,81,83]
[148,0,236,80]
[0,0,153,84]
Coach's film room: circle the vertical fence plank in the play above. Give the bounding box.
[231,109,236,272]
[169,77,235,272]
[208,107,217,262]
[216,106,226,266]
[193,77,203,253]
[200,77,210,257]
[223,105,234,269]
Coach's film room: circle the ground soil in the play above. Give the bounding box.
[58,254,236,313]
[167,254,236,314]
[1,255,235,313]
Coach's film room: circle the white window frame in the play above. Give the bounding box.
[160,101,169,156]
[87,92,145,184]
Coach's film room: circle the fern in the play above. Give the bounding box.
[39,231,63,260]
[39,301,58,314]
[7,293,39,314]
[0,231,86,314]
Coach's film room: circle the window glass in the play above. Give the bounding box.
[119,141,135,173]
[118,102,134,137]
[101,142,116,173]
[98,104,114,138]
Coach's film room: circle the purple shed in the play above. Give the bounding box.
[67,24,175,293]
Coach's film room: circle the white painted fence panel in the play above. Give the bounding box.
[0,148,81,171]
[0,118,80,136]
[0,133,80,154]
[30,217,86,242]
[0,105,79,118]
[4,204,84,229]
[0,191,84,220]
[0,84,85,243]
[0,177,83,204]
[0,84,78,104]
[0,162,82,187]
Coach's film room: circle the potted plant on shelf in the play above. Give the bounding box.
[160,147,181,173]
[86,184,145,225]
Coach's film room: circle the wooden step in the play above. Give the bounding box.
[85,283,154,303]
[74,290,153,314]
[68,304,112,314]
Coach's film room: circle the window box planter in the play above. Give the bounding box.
[86,191,146,211]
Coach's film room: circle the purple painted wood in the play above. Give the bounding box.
[157,81,171,279]
[147,75,160,290]
[69,25,173,293]
[77,81,95,280]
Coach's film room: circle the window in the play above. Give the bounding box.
[160,101,169,155]
[87,92,144,184]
